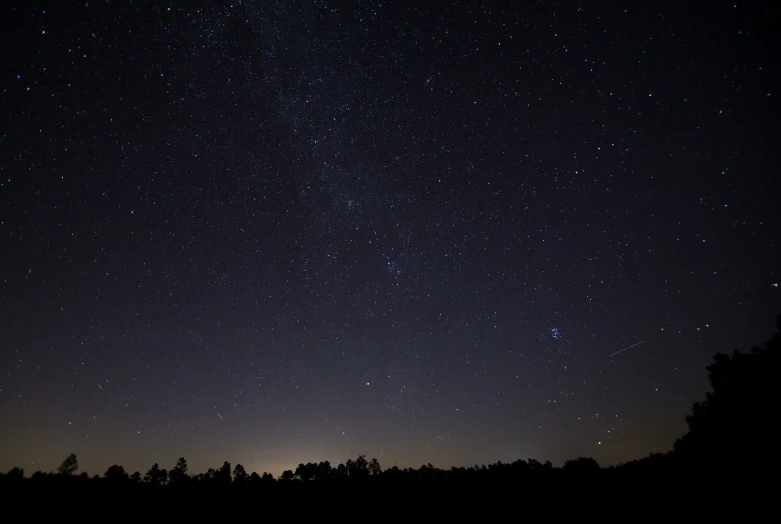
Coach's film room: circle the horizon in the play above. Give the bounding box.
[6,449,641,479]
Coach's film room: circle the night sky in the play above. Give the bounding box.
[1,1,778,477]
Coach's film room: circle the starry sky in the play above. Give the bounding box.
[1,1,779,477]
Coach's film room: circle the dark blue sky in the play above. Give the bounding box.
[1,0,778,476]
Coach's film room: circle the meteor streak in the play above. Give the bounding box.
[609,340,646,357]
[217,413,223,420]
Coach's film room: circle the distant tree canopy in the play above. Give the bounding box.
[7,467,24,480]
[563,457,600,474]
[104,464,128,482]
[144,463,167,486]
[280,470,294,481]
[346,454,369,477]
[294,461,334,481]
[675,315,780,467]
[7,454,575,486]
[57,454,78,476]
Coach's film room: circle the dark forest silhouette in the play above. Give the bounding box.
[3,316,779,516]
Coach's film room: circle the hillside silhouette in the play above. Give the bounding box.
[2,316,779,517]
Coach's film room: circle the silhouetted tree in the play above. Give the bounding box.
[419,463,437,478]
[368,458,381,476]
[295,463,313,481]
[280,470,294,481]
[674,315,780,472]
[130,471,141,483]
[345,455,369,477]
[509,459,530,476]
[144,463,167,485]
[104,464,128,482]
[6,467,24,480]
[261,472,275,483]
[215,462,232,485]
[527,458,553,471]
[57,454,78,476]
[233,464,248,484]
[169,457,189,484]
[355,455,368,474]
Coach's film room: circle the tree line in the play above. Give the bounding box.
[3,451,603,487]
